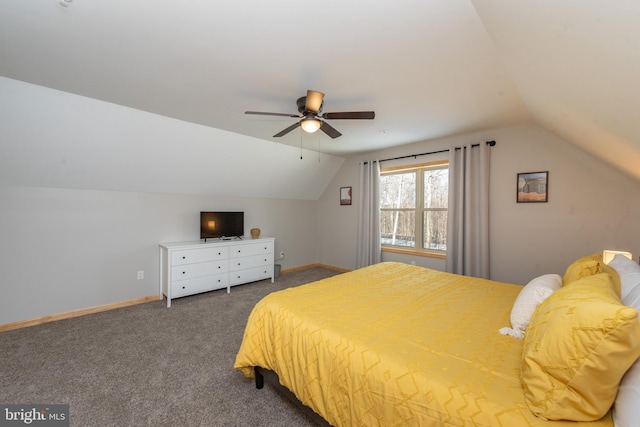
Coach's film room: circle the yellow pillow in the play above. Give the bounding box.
[521,273,640,421]
[562,253,603,285]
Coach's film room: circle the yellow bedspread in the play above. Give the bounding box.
[234,262,613,427]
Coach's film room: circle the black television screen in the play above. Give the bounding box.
[200,212,244,239]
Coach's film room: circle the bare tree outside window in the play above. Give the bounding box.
[423,168,448,250]
[380,172,415,247]
[380,163,448,254]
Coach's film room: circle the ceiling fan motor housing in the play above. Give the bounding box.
[296,96,322,115]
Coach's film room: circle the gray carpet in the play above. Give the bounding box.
[0,267,340,426]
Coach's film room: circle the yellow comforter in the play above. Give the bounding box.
[234,262,613,427]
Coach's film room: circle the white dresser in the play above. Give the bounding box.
[159,238,275,307]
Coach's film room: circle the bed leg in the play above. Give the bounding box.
[255,368,264,389]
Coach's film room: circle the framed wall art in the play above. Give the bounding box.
[340,187,352,205]
[517,171,548,203]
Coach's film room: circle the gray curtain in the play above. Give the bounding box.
[356,160,381,268]
[445,142,490,278]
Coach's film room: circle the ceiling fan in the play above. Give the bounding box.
[245,90,375,139]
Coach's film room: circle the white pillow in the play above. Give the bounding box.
[608,253,640,302]
[499,274,562,339]
[613,284,640,427]
[614,360,640,427]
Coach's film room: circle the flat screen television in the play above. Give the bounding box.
[200,211,244,240]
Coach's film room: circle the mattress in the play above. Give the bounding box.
[234,262,613,426]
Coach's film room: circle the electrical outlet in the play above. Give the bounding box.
[137,271,144,280]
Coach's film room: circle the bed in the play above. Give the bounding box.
[234,259,640,426]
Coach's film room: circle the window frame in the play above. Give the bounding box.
[380,160,449,259]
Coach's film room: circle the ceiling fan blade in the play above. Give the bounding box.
[305,90,324,113]
[320,121,342,139]
[245,111,300,118]
[322,111,375,120]
[273,122,301,137]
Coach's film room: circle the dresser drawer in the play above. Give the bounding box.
[229,254,272,271]
[229,241,274,259]
[170,274,229,298]
[171,260,227,281]
[229,265,272,286]
[171,247,229,266]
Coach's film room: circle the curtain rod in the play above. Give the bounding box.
[366,140,496,164]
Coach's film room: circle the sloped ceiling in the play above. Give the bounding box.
[0,77,345,200]
[472,0,640,180]
[0,0,639,187]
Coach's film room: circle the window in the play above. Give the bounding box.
[380,161,448,256]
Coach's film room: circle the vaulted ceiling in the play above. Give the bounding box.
[1,0,639,180]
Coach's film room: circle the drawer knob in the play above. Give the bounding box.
[237,262,241,266]
[182,256,186,259]
[182,271,186,274]
[182,286,186,289]
[218,266,221,269]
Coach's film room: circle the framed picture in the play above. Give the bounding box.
[517,171,548,203]
[340,187,352,205]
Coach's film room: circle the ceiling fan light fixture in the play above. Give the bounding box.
[301,118,321,133]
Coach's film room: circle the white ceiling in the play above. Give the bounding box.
[1,0,639,179]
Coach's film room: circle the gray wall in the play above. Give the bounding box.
[0,186,318,325]
[316,122,640,285]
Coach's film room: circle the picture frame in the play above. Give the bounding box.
[517,171,549,203]
[340,186,352,205]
